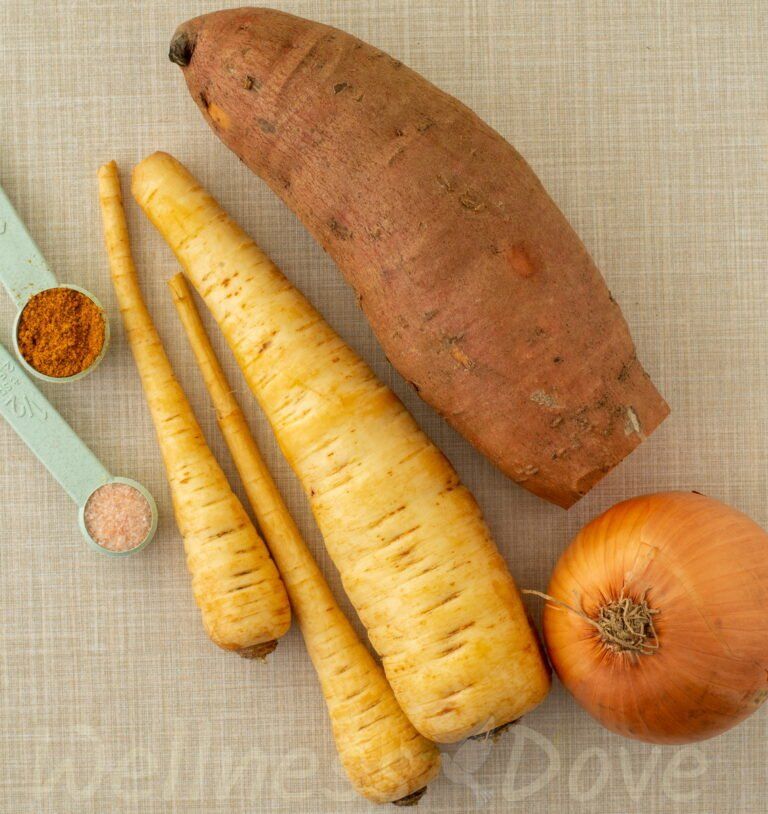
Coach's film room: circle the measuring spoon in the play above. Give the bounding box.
[0,341,157,556]
[0,184,110,382]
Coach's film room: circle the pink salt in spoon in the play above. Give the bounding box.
[0,340,157,556]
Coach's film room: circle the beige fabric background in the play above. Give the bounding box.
[1,1,766,811]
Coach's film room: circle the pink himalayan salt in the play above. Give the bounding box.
[84,482,152,552]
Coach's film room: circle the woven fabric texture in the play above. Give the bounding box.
[1,1,766,811]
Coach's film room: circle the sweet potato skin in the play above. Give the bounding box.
[170,7,669,508]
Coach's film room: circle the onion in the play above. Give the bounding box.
[537,491,768,744]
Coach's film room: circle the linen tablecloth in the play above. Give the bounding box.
[1,1,766,811]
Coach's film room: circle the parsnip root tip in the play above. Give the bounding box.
[392,787,428,807]
[237,640,279,661]
[467,719,519,742]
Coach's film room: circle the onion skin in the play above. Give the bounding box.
[543,492,768,744]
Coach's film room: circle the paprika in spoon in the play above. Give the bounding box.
[16,286,106,378]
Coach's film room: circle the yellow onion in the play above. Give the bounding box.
[540,491,768,744]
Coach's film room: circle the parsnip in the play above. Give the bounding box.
[168,273,440,803]
[133,152,550,742]
[98,161,290,655]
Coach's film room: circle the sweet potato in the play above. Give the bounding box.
[169,7,669,508]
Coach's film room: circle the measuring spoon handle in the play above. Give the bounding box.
[0,184,58,308]
[0,343,110,505]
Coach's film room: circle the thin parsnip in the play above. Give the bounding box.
[168,273,440,804]
[133,152,550,743]
[97,160,290,656]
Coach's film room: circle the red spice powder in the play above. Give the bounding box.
[16,287,105,378]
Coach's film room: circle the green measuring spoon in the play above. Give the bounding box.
[0,341,157,556]
[0,184,110,382]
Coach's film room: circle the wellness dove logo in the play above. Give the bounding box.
[439,718,520,805]
[441,736,495,805]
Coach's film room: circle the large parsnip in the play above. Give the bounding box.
[133,152,550,743]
